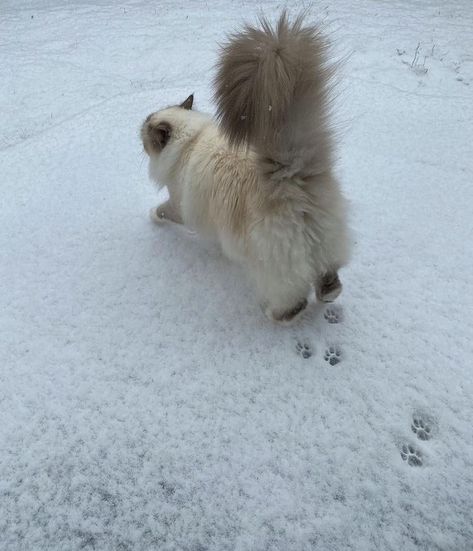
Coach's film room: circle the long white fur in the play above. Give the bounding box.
[142,14,351,322]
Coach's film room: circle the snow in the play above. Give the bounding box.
[1,1,472,550]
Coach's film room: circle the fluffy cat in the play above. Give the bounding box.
[141,12,351,322]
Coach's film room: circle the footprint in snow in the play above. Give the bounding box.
[324,305,343,324]
[400,444,423,467]
[296,341,313,359]
[411,416,432,441]
[324,346,342,365]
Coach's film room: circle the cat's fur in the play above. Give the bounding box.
[141,12,351,322]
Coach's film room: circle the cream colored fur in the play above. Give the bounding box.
[141,13,351,322]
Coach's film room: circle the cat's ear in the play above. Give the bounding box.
[149,121,171,150]
[180,94,194,110]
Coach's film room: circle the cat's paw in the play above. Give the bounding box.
[317,273,342,303]
[265,299,308,324]
[149,206,168,224]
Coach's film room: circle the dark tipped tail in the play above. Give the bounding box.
[214,12,335,181]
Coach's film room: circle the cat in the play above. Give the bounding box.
[141,12,351,322]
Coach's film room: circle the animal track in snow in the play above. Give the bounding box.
[411,417,432,441]
[296,341,313,359]
[324,306,343,324]
[324,346,342,366]
[400,444,423,467]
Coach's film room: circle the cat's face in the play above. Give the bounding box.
[141,94,194,156]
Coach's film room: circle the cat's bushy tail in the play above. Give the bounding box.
[214,11,335,181]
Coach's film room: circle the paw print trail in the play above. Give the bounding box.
[322,304,344,365]
[399,413,435,466]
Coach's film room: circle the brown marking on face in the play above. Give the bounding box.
[141,119,172,154]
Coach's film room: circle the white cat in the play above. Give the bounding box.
[141,12,351,322]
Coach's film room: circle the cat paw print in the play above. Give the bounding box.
[324,346,342,366]
[411,417,432,441]
[296,341,313,359]
[324,306,343,324]
[400,444,423,467]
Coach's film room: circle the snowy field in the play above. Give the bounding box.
[1,1,473,550]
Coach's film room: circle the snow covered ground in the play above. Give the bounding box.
[1,1,472,549]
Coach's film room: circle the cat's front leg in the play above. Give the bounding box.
[149,200,183,225]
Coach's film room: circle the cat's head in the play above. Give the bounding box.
[140,94,194,156]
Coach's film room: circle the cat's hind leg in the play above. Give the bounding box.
[316,271,342,302]
[265,298,308,324]
[256,272,310,324]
